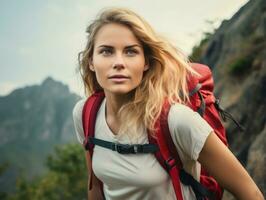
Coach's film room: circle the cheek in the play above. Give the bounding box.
[133,59,146,75]
[93,54,107,67]
[94,68,106,87]
[92,56,109,76]
[131,67,146,85]
[91,62,107,86]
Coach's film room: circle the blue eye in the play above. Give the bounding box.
[126,49,138,56]
[100,49,112,56]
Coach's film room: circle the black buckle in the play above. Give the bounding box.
[133,144,143,153]
[112,144,143,154]
[165,157,176,171]
[112,143,130,154]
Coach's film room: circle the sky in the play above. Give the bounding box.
[0,0,249,97]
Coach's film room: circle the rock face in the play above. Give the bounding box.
[0,77,80,193]
[195,0,266,198]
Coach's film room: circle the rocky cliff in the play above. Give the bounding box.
[192,0,266,198]
[0,77,80,193]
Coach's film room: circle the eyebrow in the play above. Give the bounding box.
[97,44,142,49]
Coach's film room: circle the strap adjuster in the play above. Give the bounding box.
[133,144,143,153]
[83,138,90,150]
[111,143,131,154]
[165,157,177,171]
[111,143,143,154]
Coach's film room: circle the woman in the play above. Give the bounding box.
[73,7,264,200]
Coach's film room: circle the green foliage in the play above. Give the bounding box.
[0,193,8,200]
[7,177,36,200]
[228,32,264,76]
[190,31,212,62]
[229,55,253,75]
[46,144,86,175]
[6,143,88,200]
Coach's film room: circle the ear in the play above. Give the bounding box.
[89,64,95,71]
[89,59,95,71]
[143,64,149,71]
[144,57,150,71]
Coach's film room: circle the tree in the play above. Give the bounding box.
[7,143,88,200]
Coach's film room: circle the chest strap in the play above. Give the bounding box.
[89,137,214,199]
[88,137,159,154]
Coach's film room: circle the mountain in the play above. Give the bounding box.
[191,0,266,198]
[0,77,81,193]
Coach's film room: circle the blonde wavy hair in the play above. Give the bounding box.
[78,7,195,139]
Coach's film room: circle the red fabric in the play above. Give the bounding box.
[187,63,227,146]
[148,101,184,200]
[81,63,227,200]
[82,92,105,193]
[189,63,226,199]
[200,175,223,200]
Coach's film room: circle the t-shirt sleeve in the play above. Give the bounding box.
[72,98,87,144]
[168,103,213,161]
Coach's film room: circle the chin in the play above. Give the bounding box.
[106,86,137,96]
[111,90,134,95]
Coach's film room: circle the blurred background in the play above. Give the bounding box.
[0,0,265,199]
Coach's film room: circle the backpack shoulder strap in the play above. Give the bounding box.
[82,91,105,191]
[149,100,215,200]
[82,92,105,150]
[148,101,184,200]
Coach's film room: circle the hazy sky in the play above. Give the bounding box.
[0,0,249,97]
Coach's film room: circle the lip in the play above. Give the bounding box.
[108,75,130,83]
[108,75,130,79]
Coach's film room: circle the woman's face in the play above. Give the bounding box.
[90,23,148,95]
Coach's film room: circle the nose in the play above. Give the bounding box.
[112,53,125,70]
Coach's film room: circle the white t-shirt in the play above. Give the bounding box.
[72,98,213,200]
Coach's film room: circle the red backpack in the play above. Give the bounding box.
[81,63,243,200]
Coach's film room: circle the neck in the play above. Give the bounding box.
[104,91,134,119]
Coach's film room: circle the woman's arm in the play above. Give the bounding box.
[85,151,104,200]
[198,132,264,200]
